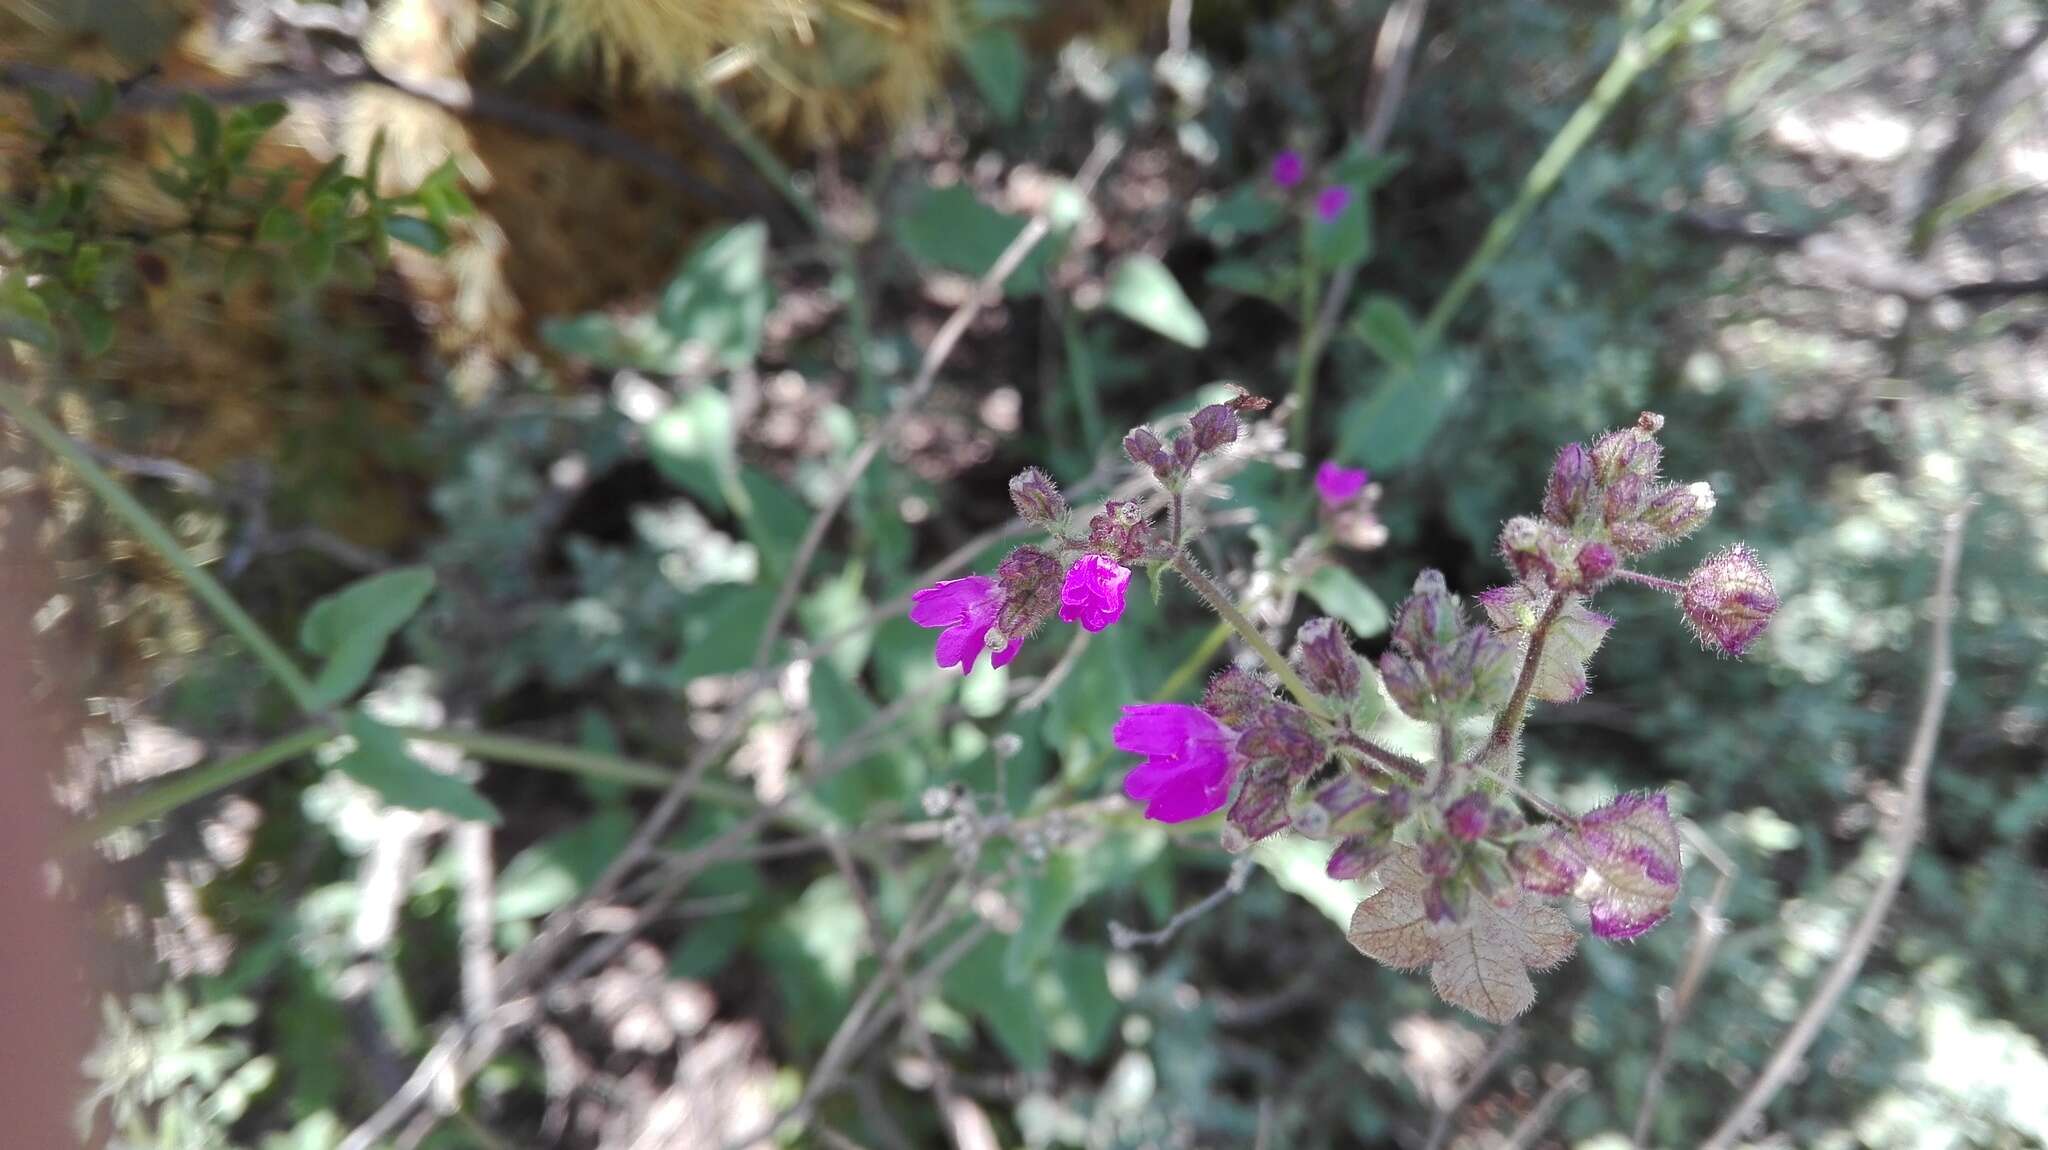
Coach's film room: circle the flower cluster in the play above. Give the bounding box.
[1271,150,1354,223]
[913,397,1776,1022]
[909,403,1244,674]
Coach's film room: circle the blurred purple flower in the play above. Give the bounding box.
[1058,554,1132,633]
[1271,150,1306,189]
[909,575,1021,675]
[1115,703,1238,822]
[1315,185,1352,222]
[1315,461,1369,508]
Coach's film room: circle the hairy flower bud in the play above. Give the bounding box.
[1086,499,1152,563]
[1172,433,1200,471]
[1290,617,1362,702]
[1681,545,1779,657]
[1640,481,1715,545]
[1444,793,1493,842]
[1383,570,1514,721]
[1227,771,1293,843]
[1393,569,1458,653]
[1542,442,1597,526]
[994,546,1062,637]
[1327,835,1393,880]
[1592,414,1665,487]
[1575,541,1618,587]
[1123,426,1175,481]
[1498,516,1577,589]
[1508,828,1586,896]
[1236,703,1327,779]
[1188,403,1241,454]
[1008,467,1068,527]
[1202,666,1274,728]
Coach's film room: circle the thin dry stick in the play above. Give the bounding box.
[1109,856,1256,949]
[452,823,497,1032]
[1697,504,1970,1150]
[1502,1068,1591,1150]
[1422,1024,1523,1150]
[1630,822,1739,1147]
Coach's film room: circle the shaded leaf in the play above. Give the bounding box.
[299,567,437,708]
[1303,564,1389,638]
[335,714,499,824]
[896,183,1045,294]
[1106,255,1209,348]
[960,26,1028,122]
[494,809,632,920]
[1336,355,1467,472]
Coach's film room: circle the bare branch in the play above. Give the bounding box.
[1630,821,1738,1146]
[1502,1068,1591,1150]
[1110,856,1255,949]
[1697,503,1971,1150]
[1422,1024,1522,1150]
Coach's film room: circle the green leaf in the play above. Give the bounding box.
[1303,564,1389,638]
[73,299,114,357]
[291,233,336,285]
[738,467,810,577]
[298,567,438,708]
[1105,255,1209,348]
[1005,853,1084,978]
[1309,191,1372,271]
[1206,258,1292,303]
[646,387,744,514]
[960,26,1028,122]
[665,807,766,977]
[1190,184,1285,246]
[182,94,220,158]
[896,183,1045,295]
[654,221,770,370]
[671,585,777,684]
[942,933,1049,1070]
[1042,945,1117,1060]
[1336,356,1467,472]
[336,714,499,823]
[1351,293,1419,368]
[382,214,448,255]
[494,809,632,920]
[258,206,301,244]
[244,101,289,130]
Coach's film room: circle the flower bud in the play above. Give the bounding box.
[1444,793,1493,842]
[1499,515,1556,585]
[1086,499,1151,562]
[1592,415,1664,486]
[1188,403,1241,454]
[1236,703,1326,779]
[1227,771,1293,843]
[994,546,1062,636]
[1640,481,1715,544]
[1452,626,1517,714]
[1202,666,1273,728]
[1326,835,1393,880]
[1172,433,1200,471]
[1508,828,1585,896]
[1290,616,1361,702]
[1574,541,1618,587]
[1123,426,1175,481]
[1378,649,1431,721]
[1008,467,1068,527]
[1541,442,1597,526]
[1393,569,1458,653]
[1681,545,1778,657]
[1291,800,1330,838]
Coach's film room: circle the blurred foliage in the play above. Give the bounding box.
[9,0,2048,1147]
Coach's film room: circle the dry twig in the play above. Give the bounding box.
[1697,504,1971,1150]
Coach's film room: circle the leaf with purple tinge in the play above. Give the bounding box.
[1576,790,1683,941]
[1479,585,1614,703]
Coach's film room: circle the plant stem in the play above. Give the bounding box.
[1289,217,1323,456]
[1414,0,1713,352]
[1167,552,1326,718]
[1334,731,1428,784]
[1157,620,1232,701]
[0,381,323,713]
[62,725,332,848]
[1615,568,1685,594]
[385,726,752,805]
[1477,590,1569,762]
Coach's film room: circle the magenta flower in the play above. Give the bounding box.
[1271,150,1306,189]
[909,575,1021,675]
[1114,703,1238,822]
[1315,185,1351,222]
[1058,554,1131,633]
[1315,461,1369,507]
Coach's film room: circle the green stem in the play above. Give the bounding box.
[386,726,753,806]
[1289,218,1323,455]
[1414,0,1713,351]
[0,381,323,713]
[1168,552,1327,719]
[1156,620,1232,701]
[63,725,332,848]
[693,89,826,235]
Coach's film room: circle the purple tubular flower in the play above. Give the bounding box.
[908,575,1020,675]
[1059,554,1132,633]
[1271,150,1306,189]
[1315,461,1369,508]
[1315,185,1352,222]
[1115,703,1238,823]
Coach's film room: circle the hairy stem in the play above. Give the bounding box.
[1615,568,1685,594]
[0,382,323,712]
[1334,731,1429,785]
[1477,590,1568,761]
[1168,552,1325,718]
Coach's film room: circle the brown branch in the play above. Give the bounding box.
[1421,1024,1522,1150]
[1503,1068,1591,1150]
[1698,503,1971,1150]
